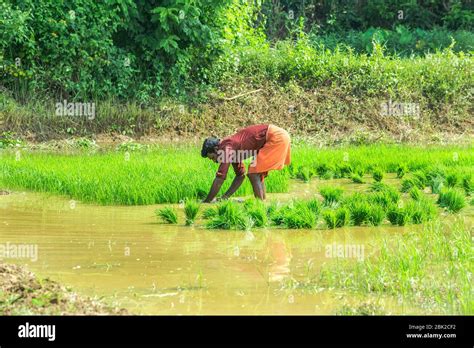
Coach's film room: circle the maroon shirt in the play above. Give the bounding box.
[216,124,269,179]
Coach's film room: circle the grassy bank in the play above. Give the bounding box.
[0,144,472,205]
[0,262,126,315]
[317,218,473,314]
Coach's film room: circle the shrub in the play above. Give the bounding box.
[156,206,178,224]
[437,189,466,213]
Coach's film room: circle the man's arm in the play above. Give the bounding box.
[221,174,245,199]
[203,177,225,203]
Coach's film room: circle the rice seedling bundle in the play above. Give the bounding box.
[283,201,317,229]
[437,188,466,213]
[351,174,364,183]
[366,205,385,226]
[372,169,384,182]
[206,200,247,230]
[184,199,200,225]
[244,199,268,227]
[156,206,178,224]
[319,186,343,206]
[396,164,408,178]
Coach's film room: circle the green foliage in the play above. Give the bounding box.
[462,175,473,195]
[347,199,370,226]
[156,206,178,224]
[387,205,412,226]
[437,188,466,213]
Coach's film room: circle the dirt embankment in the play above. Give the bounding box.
[2,80,473,144]
[0,262,127,315]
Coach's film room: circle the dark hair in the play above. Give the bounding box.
[201,137,220,157]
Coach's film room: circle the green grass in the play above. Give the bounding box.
[283,201,317,229]
[318,218,473,314]
[184,199,200,225]
[244,199,268,227]
[0,144,472,205]
[350,174,364,183]
[156,206,178,224]
[206,200,247,230]
[437,188,466,213]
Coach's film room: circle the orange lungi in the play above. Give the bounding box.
[248,124,291,178]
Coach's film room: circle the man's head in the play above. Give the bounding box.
[201,137,220,162]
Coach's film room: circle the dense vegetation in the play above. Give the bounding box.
[5,0,472,146]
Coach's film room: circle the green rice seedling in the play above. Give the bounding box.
[296,166,313,182]
[372,168,384,182]
[386,205,411,226]
[401,176,424,193]
[323,210,337,229]
[412,170,428,187]
[351,174,364,183]
[367,192,390,208]
[369,182,389,192]
[202,206,218,219]
[409,187,422,201]
[206,200,247,230]
[268,202,289,226]
[319,186,343,206]
[470,197,474,206]
[367,205,385,226]
[306,198,322,216]
[446,173,459,188]
[408,198,437,224]
[156,206,178,224]
[338,164,353,178]
[335,207,350,227]
[437,188,466,213]
[184,199,200,225]
[283,201,316,229]
[462,175,473,195]
[348,200,370,226]
[430,175,445,194]
[396,163,408,178]
[244,199,268,227]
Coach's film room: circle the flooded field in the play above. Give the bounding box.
[2,176,461,315]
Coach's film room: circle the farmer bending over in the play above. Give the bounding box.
[201,124,291,202]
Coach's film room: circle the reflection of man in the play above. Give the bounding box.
[267,236,291,282]
[201,124,291,202]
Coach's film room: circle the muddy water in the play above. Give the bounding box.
[0,177,429,315]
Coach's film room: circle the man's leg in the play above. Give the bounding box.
[248,173,265,200]
[261,174,266,200]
